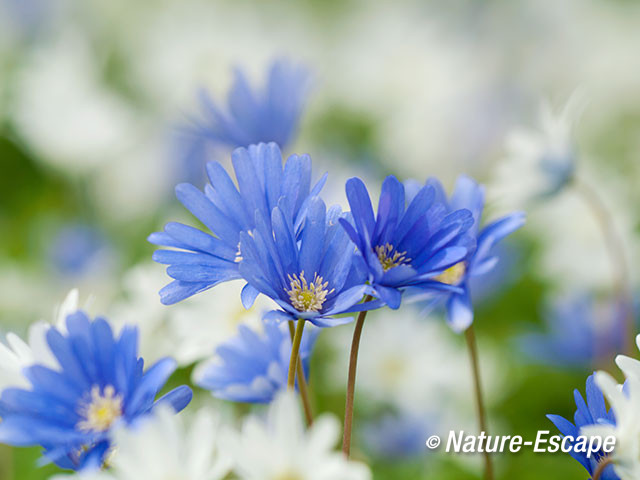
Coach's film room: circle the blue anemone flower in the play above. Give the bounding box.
[149,142,326,305]
[0,311,192,471]
[420,175,525,332]
[517,294,630,369]
[362,412,434,459]
[547,374,618,480]
[180,59,310,156]
[339,175,476,310]
[194,320,317,403]
[238,196,375,327]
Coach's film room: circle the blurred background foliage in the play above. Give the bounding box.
[1,0,640,479]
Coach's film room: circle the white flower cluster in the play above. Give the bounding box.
[583,335,640,479]
[50,394,370,480]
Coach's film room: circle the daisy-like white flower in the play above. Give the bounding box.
[149,142,326,305]
[584,335,640,479]
[340,175,475,309]
[110,264,268,366]
[0,289,80,391]
[492,90,587,208]
[0,312,192,470]
[180,58,310,154]
[50,405,232,480]
[193,320,317,403]
[328,307,498,420]
[229,392,371,480]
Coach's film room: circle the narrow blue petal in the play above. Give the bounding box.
[446,290,474,333]
[154,386,192,413]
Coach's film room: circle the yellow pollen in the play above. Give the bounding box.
[234,242,243,263]
[274,472,304,480]
[77,385,123,433]
[375,243,411,272]
[285,272,333,313]
[433,262,466,285]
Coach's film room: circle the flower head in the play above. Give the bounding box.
[193,320,317,403]
[0,289,79,391]
[52,405,232,480]
[238,196,373,327]
[0,311,192,471]
[422,175,525,331]
[229,392,371,480]
[149,142,326,305]
[547,374,618,480]
[180,59,310,155]
[582,335,640,480]
[493,90,587,206]
[339,175,476,310]
[517,293,629,368]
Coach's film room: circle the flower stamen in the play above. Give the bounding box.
[77,385,123,433]
[286,272,333,313]
[433,262,466,285]
[375,243,411,272]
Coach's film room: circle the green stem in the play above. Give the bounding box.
[573,177,635,355]
[287,319,306,390]
[592,457,613,480]
[288,320,314,426]
[342,295,373,457]
[465,325,494,480]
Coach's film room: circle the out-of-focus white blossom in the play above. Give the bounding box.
[584,335,640,479]
[0,289,79,390]
[327,308,504,434]
[110,263,269,366]
[10,31,139,173]
[229,392,371,480]
[50,405,232,480]
[492,91,587,209]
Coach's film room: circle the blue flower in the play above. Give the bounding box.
[149,142,326,305]
[194,320,317,403]
[238,196,375,327]
[179,59,310,157]
[0,312,192,471]
[517,294,629,369]
[49,223,110,276]
[339,175,476,310]
[423,175,525,332]
[362,412,434,459]
[547,374,618,480]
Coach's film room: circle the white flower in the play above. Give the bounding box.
[230,392,371,480]
[492,90,587,210]
[583,335,640,479]
[11,31,139,173]
[328,308,503,428]
[0,289,80,390]
[49,405,232,480]
[110,263,269,366]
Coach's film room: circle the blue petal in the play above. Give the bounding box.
[375,285,403,310]
[127,358,177,416]
[154,385,192,413]
[345,177,375,240]
[446,290,474,332]
[175,183,240,246]
[241,283,261,309]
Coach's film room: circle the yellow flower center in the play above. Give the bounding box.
[286,272,333,313]
[433,262,466,285]
[274,472,304,480]
[375,243,411,272]
[77,385,123,433]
